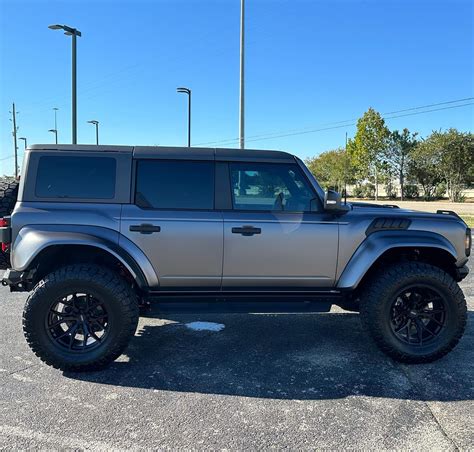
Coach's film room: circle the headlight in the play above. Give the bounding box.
[466,228,472,257]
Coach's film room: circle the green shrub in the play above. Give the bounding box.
[435,182,446,199]
[362,183,376,198]
[404,184,419,199]
[352,185,364,198]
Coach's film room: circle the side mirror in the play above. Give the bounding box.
[324,190,349,213]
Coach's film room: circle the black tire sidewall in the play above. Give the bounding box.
[24,271,136,368]
[376,275,460,357]
[362,263,466,362]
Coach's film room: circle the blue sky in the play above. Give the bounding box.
[0,0,473,175]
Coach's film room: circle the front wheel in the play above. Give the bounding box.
[23,264,139,371]
[360,262,467,363]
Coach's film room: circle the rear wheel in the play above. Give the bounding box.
[23,264,139,371]
[360,262,467,363]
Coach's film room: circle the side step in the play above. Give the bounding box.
[148,294,340,314]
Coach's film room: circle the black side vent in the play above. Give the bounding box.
[366,217,411,236]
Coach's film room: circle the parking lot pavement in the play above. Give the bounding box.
[0,271,472,450]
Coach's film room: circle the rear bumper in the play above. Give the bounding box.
[1,268,35,292]
[455,265,469,282]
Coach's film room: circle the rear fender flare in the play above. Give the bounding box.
[11,226,159,289]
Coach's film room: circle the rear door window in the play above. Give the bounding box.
[135,160,215,210]
[35,156,116,199]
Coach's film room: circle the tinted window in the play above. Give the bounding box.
[135,160,214,209]
[36,156,116,199]
[230,163,315,212]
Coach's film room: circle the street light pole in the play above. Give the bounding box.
[53,107,59,139]
[87,120,99,145]
[48,129,58,144]
[239,0,245,149]
[48,24,82,144]
[19,137,27,150]
[11,102,19,178]
[177,87,191,147]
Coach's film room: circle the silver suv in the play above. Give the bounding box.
[1,145,471,371]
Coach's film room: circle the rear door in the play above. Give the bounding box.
[221,161,339,288]
[120,152,223,289]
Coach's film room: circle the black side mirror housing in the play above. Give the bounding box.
[324,190,349,214]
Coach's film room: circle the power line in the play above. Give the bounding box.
[194,97,474,146]
[240,102,474,144]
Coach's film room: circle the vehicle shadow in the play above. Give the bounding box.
[65,309,474,402]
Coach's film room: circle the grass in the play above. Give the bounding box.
[461,216,474,228]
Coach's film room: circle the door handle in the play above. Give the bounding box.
[129,224,161,234]
[232,226,261,236]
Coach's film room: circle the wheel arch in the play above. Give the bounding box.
[11,227,158,290]
[337,230,458,291]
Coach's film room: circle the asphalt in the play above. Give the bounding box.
[0,269,473,450]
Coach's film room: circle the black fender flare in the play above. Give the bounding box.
[336,230,458,290]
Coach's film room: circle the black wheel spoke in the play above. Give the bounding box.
[50,317,76,328]
[390,285,447,346]
[48,292,109,352]
[68,324,79,349]
[414,319,424,345]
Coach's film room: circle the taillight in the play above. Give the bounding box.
[0,217,11,252]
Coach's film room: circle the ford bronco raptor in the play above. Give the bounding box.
[0,145,470,371]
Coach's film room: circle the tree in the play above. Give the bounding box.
[383,129,418,200]
[409,129,473,202]
[305,148,354,193]
[347,108,390,200]
[409,139,442,200]
[435,129,473,202]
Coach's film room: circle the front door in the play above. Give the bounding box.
[222,162,339,288]
[121,159,223,288]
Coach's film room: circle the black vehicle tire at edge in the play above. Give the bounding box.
[23,264,139,371]
[0,180,19,270]
[360,262,467,363]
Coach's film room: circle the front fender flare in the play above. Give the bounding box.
[12,226,159,289]
[336,230,458,290]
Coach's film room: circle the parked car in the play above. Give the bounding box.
[0,145,470,371]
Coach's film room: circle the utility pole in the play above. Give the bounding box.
[239,0,245,149]
[11,103,19,179]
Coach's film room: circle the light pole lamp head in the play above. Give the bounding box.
[48,24,82,37]
[87,120,99,125]
[177,87,191,95]
[48,129,57,133]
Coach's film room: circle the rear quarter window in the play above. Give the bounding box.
[35,156,116,199]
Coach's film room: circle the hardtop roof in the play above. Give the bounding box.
[28,144,295,161]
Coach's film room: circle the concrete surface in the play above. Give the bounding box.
[0,269,472,450]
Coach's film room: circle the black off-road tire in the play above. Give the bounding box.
[0,179,19,269]
[360,262,467,363]
[0,180,19,216]
[23,264,139,371]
